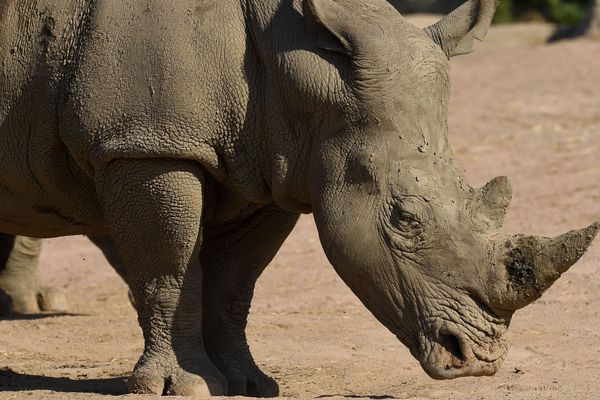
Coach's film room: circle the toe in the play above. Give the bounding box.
[37,288,68,312]
[128,363,166,395]
[227,373,279,397]
[227,376,249,396]
[0,289,40,315]
[168,373,227,396]
[249,374,279,398]
[127,374,165,395]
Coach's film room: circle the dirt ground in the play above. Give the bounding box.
[1,18,600,400]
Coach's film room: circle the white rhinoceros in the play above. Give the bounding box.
[0,0,597,396]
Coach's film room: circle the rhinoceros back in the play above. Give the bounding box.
[0,0,256,236]
[60,0,252,176]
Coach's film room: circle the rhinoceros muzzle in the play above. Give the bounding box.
[415,316,509,380]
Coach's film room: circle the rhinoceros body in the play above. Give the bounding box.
[1,0,266,234]
[0,0,597,396]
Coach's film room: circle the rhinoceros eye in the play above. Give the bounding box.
[390,203,422,233]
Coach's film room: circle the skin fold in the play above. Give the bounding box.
[0,0,597,396]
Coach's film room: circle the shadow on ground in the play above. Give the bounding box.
[0,368,127,395]
[317,394,397,399]
[0,312,86,321]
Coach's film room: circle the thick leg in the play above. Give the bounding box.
[201,205,299,397]
[97,159,225,396]
[0,235,67,315]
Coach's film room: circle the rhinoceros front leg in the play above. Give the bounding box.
[201,205,299,397]
[0,234,67,315]
[97,159,226,396]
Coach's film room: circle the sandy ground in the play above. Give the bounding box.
[1,18,600,400]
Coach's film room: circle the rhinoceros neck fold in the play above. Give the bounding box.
[241,0,355,213]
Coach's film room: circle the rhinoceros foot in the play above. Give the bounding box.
[0,235,68,316]
[0,285,68,316]
[128,352,228,396]
[204,338,279,397]
[0,287,37,315]
[36,287,69,313]
[221,359,279,397]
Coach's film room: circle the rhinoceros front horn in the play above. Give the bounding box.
[491,223,600,311]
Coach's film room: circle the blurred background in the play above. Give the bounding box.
[391,0,600,40]
[391,0,600,35]
[392,0,594,25]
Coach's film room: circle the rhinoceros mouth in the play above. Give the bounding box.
[413,320,508,380]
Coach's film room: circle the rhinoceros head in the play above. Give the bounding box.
[303,0,599,379]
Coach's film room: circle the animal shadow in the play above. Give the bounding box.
[0,368,127,395]
[1,312,86,321]
[317,394,397,399]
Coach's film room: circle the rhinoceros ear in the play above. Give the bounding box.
[473,176,512,230]
[424,0,499,58]
[303,0,354,56]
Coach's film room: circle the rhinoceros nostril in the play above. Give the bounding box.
[438,333,466,366]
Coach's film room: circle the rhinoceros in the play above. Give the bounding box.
[0,0,598,396]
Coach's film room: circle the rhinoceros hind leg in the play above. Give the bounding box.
[202,204,299,397]
[98,159,226,396]
[0,235,68,315]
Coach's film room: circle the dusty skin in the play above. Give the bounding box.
[0,0,599,396]
[0,15,598,399]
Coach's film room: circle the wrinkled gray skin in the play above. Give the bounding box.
[1,0,598,396]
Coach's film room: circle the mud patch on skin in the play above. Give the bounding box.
[502,242,545,303]
[505,247,537,290]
